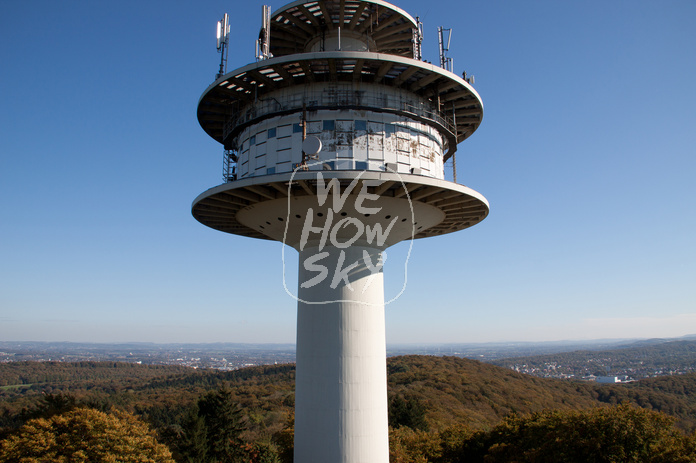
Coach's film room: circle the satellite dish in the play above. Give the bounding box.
[302,136,322,156]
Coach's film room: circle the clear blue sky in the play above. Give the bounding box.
[1,0,694,344]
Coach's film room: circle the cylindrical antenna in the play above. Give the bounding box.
[216,13,230,79]
[257,5,272,60]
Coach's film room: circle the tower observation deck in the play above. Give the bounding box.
[192,1,489,462]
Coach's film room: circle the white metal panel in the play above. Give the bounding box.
[265,146,276,168]
[307,120,322,134]
[277,148,291,163]
[278,124,292,137]
[276,161,292,173]
[336,119,353,132]
[335,159,354,170]
[337,145,352,158]
[353,133,368,161]
[277,136,292,151]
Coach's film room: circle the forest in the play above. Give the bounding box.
[1,356,696,462]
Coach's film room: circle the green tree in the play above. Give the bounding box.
[243,441,281,463]
[27,392,79,419]
[196,386,247,463]
[455,404,696,462]
[389,395,429,431]
[0,407,175,463]
[171,406,210,463]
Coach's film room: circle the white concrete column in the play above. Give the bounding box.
[294,245,389,463]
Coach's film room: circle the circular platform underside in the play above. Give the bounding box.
[192,171,488,244]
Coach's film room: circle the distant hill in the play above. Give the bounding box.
[388,355,600,430]
[388,355,696,432]
[492,339,696,380]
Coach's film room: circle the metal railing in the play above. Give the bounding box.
[222,90,455,144]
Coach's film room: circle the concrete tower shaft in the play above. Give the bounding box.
[193,1,489,462]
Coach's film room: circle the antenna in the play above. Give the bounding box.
[462,70,475,85]
[257,5,272,61]
[413,17,424,60]
[438,26,453,72]
[216,13,230,79]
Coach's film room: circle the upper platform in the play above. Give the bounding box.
[197,0,483,161]
[268,0,418,58]
[197,52,483,160]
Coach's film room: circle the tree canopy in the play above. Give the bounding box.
[2,357,696,462]
[390,404,696,463]
[0,407,175,463]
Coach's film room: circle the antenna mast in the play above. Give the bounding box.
[413,17,424,60]
[438,26,453,72]
[216,13,230,79]
[256,5,272,61]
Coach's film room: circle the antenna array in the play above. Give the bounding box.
[413,17,424,60]
[438,26,453,72]
[216,13,230,79]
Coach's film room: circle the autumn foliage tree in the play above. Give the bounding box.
[389,404,696,462]
[0,407,175,463]
[447,404,696,463]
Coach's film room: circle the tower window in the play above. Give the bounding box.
[355,120,367,131]
[268,127,276,138]
[323,120,335,131]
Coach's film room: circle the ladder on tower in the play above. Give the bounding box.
[223,149,238,182]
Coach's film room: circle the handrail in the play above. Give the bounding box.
[222,90,455,145]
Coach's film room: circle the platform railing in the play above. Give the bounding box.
[222,90,455,143]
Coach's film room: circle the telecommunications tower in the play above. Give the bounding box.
[193,1,488,462]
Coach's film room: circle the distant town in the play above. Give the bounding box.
[1,336,694,382]
[0,342,296,371]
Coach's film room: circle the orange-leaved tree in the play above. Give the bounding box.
[0,407,175,463]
